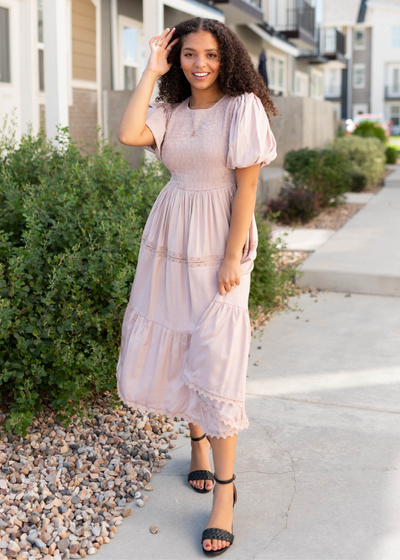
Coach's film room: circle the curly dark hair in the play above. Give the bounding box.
[155,17,279,121]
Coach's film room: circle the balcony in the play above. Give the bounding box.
[324,85,342,99]
[320,28,346,65]
[212,0,263,24]
[275,0,317,50]
[385,85,400,100]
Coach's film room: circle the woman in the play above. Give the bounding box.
[116,17,277,555]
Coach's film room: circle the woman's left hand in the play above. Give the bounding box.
[218,256,241,296]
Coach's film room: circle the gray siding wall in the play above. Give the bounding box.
[352,27,372,109]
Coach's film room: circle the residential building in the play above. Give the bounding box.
[322,0,400,131]
[0,0,337,170]
[367,0,400,134]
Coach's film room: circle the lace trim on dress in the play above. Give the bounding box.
[117,382,247,439]
[119,308,249,436]
[141,234,225,267]
[182,370,245,408]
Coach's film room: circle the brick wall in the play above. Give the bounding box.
[68,88,98,154]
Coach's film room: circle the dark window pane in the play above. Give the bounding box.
[0,7,10,83]
[38,49,44,91]
[38,0,43,43]
[124,66,136,90]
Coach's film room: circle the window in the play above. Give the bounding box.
[294,71,308,97]
[122,26,138,90]
[269,56,275,87]
[278,60,283,88]
[392,26,400,48]
[390,106,400,126]
[393,68,400,94]
[0,6,10,83]
[325,68,341,97]
[37,0,44,91]
[353,64,366,88]
[354,29,365,49]
[311,71,323,99]
[267,55,285,92]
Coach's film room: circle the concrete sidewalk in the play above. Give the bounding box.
[95,292,400,560]
[296,167,400,296]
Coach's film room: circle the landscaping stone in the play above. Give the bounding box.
[0,393,186,560]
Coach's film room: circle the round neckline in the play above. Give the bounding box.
[186,94,227,111]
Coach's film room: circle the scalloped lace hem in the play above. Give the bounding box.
[182,370,245,409]
[117,384,248,439]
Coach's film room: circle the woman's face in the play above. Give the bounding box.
[180,30,221,91]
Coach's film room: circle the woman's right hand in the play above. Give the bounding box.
[147,27,179,77]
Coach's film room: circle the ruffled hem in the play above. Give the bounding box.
[116,383,249,439]
[117,304,250,439]
[181,370,245,408]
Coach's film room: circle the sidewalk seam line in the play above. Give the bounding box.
[246,393,400,415]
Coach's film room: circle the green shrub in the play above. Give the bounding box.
[385,145,398,164]
[249,208,298,313]
[0,124,296,435]
[283,147,352,206]
[349,170,368,192]
[332,136,386,190]
[268,186,319,224]
[0,125,170,435]
[352,120,387,142]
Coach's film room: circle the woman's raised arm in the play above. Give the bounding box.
[117,27,178,146]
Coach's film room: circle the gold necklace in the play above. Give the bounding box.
[188,95,224,136]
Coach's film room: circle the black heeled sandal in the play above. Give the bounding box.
[187,433,214,494]
[201,473,237,556]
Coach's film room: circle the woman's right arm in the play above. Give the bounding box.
[117,27,178,146]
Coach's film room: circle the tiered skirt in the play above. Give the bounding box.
[116,179,258,438]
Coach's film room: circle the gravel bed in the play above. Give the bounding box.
[0,394,189,560]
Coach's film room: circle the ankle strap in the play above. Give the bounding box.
[214,473,236,484]
[191,432,207,442]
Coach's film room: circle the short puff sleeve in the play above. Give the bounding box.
[226,92,277,169]
[144,102,170,162]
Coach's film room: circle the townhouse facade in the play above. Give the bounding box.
[0,0,341,165]
[321,0,400,133]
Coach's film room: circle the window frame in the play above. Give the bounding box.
[324,67,341,98]
[310,68,323,100]
[391,26,400,49]
[37,0,44,93]
[354,28,366,50]
[294,70,308,98]
[118,15,143,91]
[267,52,285,93]
[390,105,400,126]
[0,5,11,84]
[353,63,366,89]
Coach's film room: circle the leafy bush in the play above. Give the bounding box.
[332,136,386,190]
[353,120,387,142]
[283,147,352,206]
[0,125,170,435]
[349,170,368,192]
[268,186,319,224]
[385,145,398,164]
[0,124,296,435]
[249,208,298,313]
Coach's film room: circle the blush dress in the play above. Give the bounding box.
[116,91,277,438]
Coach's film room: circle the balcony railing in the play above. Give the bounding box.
[275,0,315,40]
[321,28,345,56]
[385,85,400,99]
[325,85,342,98]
